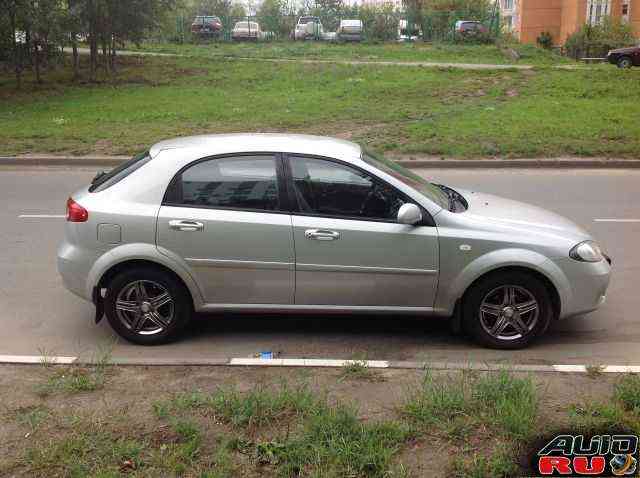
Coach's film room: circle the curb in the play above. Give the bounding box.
[394,158,640,169]
[2,156,639,169]
[0,156,129,167]
[2,354,639,373]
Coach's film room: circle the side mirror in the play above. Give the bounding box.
[397,203,422,225]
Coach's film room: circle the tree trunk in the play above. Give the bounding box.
[102,37,110,76]
[89,0,98,81]
[9,1,22,89]
[34,41,42,84]
[72,39,79,80]
[69,0,80,80]
[110,35,117,72]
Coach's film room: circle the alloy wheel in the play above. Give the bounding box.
[478,285,539,341]
[115,280,174,335]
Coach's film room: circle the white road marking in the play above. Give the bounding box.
[229,358,390,368]
[0,354,77,364]
[552,364,587,373]
[594,219,640,223]
[18,214,65,218]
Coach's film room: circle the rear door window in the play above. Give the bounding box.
[167,155,282,212]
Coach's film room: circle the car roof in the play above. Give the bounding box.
[149,134,363,162]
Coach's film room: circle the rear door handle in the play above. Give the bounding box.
[169,220,204,232]
[305,229,340,241]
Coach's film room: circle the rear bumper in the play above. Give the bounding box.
[338,33,362,41]
[57,240,96,302]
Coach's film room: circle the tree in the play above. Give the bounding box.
[229,2,245,19]
[313,0,344,30]
[192,0,232,16]
[257,0,287,36]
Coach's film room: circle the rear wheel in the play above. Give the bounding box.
[618,56,633,69]
[463,271,553,349]
[104,267,192,345]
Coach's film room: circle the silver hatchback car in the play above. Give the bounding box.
[58,134,611,349]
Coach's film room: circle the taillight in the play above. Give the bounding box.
[66,197,88,222]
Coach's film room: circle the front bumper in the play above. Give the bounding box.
[553,256,612,319]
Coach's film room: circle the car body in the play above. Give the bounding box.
[398,20,421,41]
[292,16,323,40]
[58,134,611,349]
[191,16,223,38]
[454,20,488,37]
[231,21,262,41]
[607,45,640,68]
[337,19,363,42]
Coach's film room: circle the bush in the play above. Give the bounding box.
[537,31,553,49]
[565,17,634,59]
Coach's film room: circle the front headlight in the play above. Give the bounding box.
[570,240,604,262]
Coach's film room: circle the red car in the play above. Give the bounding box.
[191,16,223,38]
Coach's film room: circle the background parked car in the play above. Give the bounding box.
[292,16,323,40]
[398,20,422,41]
[337,19,363,42]
[454,20,488,40]
[607,44,640,68]
[191,16,222,38]
[232,21,262,41]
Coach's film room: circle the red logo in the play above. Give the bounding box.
[537,435,638,476]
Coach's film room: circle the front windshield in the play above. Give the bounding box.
[362,150,449,210]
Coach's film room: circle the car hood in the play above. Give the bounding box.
[609,46,638,54]
[456,188,591,242]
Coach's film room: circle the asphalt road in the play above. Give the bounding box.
[1,166,638,365]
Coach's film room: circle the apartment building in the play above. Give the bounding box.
[498,0,639,45]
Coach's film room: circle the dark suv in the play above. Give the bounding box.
[607,45,640,68]
[191,16,223,38]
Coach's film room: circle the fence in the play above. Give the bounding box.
[170,9,503,44]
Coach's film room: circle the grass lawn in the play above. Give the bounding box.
[1,361,639,477]
[0,54,638,158]
[131,40,573,66]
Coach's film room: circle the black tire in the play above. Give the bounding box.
[104,267,192,345]
[618,56,633,69]
[463,271,553,349]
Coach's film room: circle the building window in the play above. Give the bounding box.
[504,15,513,30]
[622,1,630,20]
[503,0,514,10]
[587,0,611,25]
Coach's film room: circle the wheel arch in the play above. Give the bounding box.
[460,265,561,321]
[618,55,633,67]
[86,243,204,310]
[439,248,569,319]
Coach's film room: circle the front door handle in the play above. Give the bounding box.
[169,220,204,232]
[305,229,340,241]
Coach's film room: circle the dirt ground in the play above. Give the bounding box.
[0,364,624,477]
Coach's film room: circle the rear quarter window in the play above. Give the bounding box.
[89,151,152,193]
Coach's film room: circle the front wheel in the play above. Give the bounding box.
[104,267,192,345]
[618,56,633,69]
[463,271,553,349]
